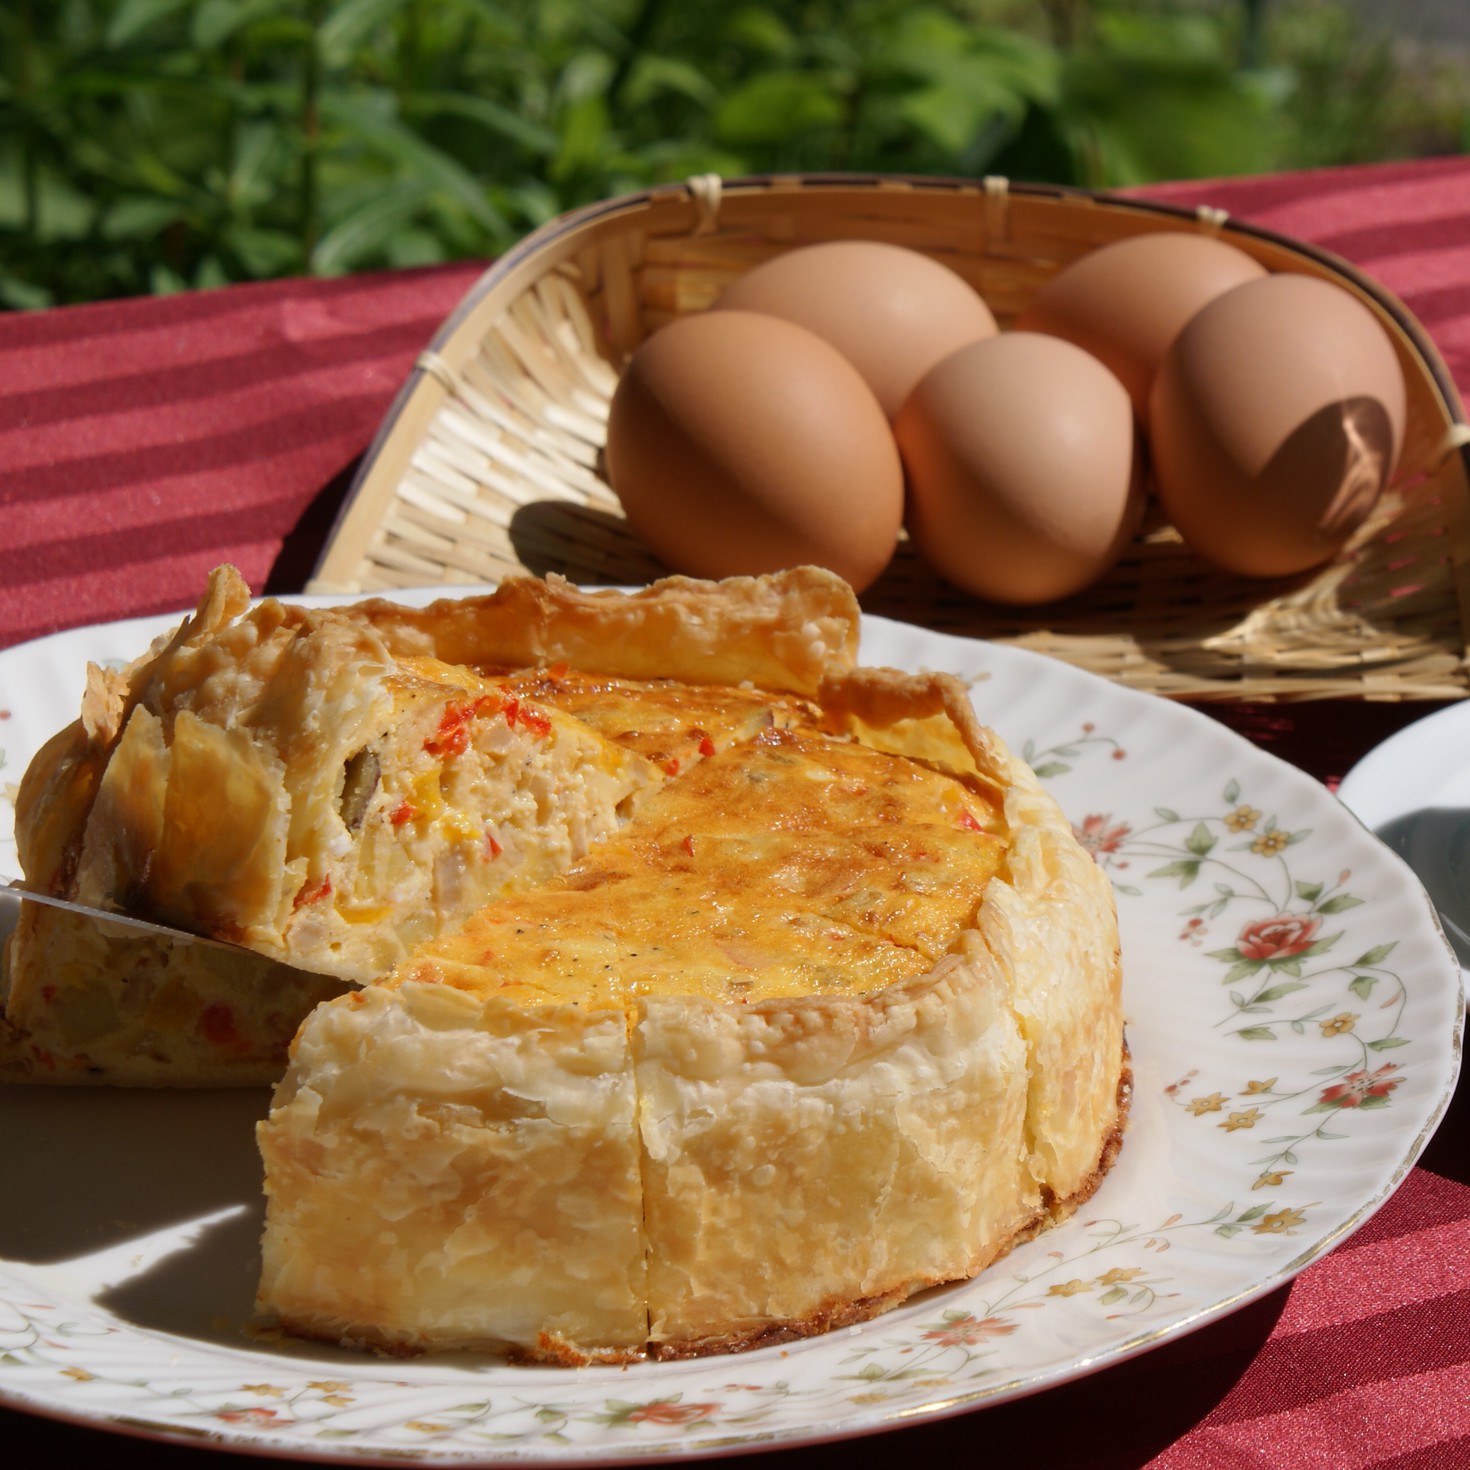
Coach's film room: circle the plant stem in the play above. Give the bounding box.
[607,0,667,110]
[16,0,39,243]
[301,0,325,265]
[1239,0,1268,71]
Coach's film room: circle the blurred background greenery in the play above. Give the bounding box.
[2,0,1465,308]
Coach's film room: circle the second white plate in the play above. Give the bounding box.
[1338,699,1470,1006]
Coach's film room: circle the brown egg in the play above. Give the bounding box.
[895,333,1143,605]
[1149,273,1407,579]
[605,310,903,591]
[716,241,998,419]
[1016,233,1267,421]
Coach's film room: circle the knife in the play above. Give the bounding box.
[1,875,257,956]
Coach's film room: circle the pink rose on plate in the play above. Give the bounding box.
[1316,1063,1402,1109]
[1236,913,1320,961]
[1073,813,1130,856]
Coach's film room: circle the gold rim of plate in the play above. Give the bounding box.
[309,172,1470,703]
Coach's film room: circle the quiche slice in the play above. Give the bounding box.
[256,666,1126,1363]
[2,565,852,1085]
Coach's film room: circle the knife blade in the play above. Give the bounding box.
[1,876,256,956]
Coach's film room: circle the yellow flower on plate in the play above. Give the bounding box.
[1253,1207,1307,1234]
[1220,1107,1263,1132]
[1047,1279,1092,1297]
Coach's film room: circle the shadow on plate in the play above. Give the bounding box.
[94,1200,266,1345]
[0,1086,269,1263]
[1372,806,1470,968]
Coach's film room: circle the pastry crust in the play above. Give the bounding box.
[255,656,1126,1363]
[4,565,1126,1360]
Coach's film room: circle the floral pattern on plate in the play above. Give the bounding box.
[0,601,1460,1464]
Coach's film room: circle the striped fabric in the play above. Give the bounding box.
[0,159,1467,1467]
[0,262,481,650]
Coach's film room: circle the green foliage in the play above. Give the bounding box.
[0,0,1464,308]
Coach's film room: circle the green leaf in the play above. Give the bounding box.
[1354,944,1397,966]
[1224,778,1241,805]
[224,121,292,210]
[320,92,507,234]
[1253,982,1308,1003]
[311,177,431,273]
[1349,973,1379,1000]
[192,0,293,51]
[0,275,54,309]
[1031,761,1070,779]
[1298,933,1343,959]
[714,70,845,146]
[1316,894,1363,913]
[1149,859,1200,887]
[1295,880,1323,902]
[404,91,559,156]
[1221,960,1264,986]
[726,8,796,58]
[1367,1036,1410,1050]
[107,0,196,47]
[101,196,186,240]
[623,55,720,111]
[1185,822,1216,856]
[223,223,303,276]
[1058,36,1279,189]
[1155,807,1180,822]
[1236,1026,1277,1041]
[194,253,230,289]
[550,91,611,182]
[384,225,447,268]
[319,0,415,67]
[149,261,190,294]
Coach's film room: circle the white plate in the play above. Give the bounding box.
[0,597,1461,1465]
[1337,701,1470,1007]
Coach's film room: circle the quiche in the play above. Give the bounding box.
[1,564,1127,1363]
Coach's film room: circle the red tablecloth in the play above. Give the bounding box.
[1,158,1467,1468]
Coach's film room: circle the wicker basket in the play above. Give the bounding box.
[309,173,1470,702]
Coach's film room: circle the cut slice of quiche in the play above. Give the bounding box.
[2,565,856,1084]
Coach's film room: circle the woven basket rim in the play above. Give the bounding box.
[311,172,1470,703]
